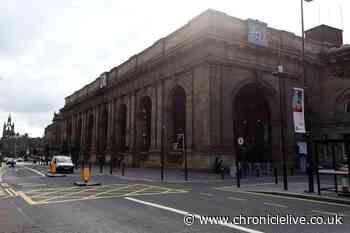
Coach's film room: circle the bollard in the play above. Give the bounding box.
[290,167,294,176]
[100,161,103,174]
[110,160,113,175]
[89,162,92,173]
[122,162,125,176]
[274,168,278,184]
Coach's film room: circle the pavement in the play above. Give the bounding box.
[1,162,350,233]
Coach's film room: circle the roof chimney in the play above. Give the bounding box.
[305,25,343,47]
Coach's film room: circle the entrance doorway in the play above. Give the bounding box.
[234,84,271,163]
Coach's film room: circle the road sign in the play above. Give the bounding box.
[237,137,244,146]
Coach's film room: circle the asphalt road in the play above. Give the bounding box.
[1,163,350,233]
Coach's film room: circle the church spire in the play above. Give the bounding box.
[7,113,11,123]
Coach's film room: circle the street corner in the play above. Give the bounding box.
[17,183,189,205]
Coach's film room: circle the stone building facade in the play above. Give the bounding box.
[49,9,350,170]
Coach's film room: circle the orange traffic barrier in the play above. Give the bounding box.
[50,161,56,174]
[81,167,91,183]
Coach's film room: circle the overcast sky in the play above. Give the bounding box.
[0,0,349,137]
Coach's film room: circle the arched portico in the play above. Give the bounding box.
[231,80,280,165]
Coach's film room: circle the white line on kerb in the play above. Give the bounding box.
[312,210,347,216]
[228,196,246,201]
[22,167,45,177]
[263,202,287,208]
[199,193,214,197]
[125,197,264,233]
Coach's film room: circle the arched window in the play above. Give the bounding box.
[139,97,152,151]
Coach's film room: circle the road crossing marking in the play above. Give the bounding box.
[21,166,46,177]
[125,197,265,233]
[18,183,188,205]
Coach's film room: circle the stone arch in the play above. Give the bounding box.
[231,79,279,122]
[231,79,279,163]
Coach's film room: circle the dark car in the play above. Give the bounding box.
[6,158,16,167]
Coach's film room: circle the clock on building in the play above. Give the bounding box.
[247,19,268,47]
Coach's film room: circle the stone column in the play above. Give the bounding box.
[150,87,157,151]
[90,107,99,163]
[105,100,114,162]
[71,115,76,149]
[126,96,131,149]
[155,82,164,151]
[79,112,86,161]
[113,99,119,153]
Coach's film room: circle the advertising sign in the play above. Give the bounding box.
[292,88,306,133]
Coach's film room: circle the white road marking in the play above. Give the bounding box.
[199,192,214,197]
[125,197,265,233]
[1,183,9,187]
[263,202,287,208]
[5,188,14,197]
[312,210,347,216]
[18,183,47,187]
[228,196,246,201]
[22,167,45,177]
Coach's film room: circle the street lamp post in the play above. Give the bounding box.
[301,0,315,193]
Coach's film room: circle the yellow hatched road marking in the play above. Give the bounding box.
[39,186,100,203]
[86,184,141,199]
[29,186,81,198]
[19,183,188,205]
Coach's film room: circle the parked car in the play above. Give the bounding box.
[6,158,16,167]
[15,157,24,162]
[51,155,74,173]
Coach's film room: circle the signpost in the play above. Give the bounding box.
[236,137,244,188]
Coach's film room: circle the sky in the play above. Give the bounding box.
[0,0,349,138]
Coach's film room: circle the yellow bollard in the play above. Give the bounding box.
[82,167,91,183]
[50,161,56,174]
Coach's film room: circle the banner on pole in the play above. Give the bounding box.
[292,88,306,133]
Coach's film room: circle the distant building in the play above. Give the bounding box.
[2,114,16,138]
[0,114,43,158]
